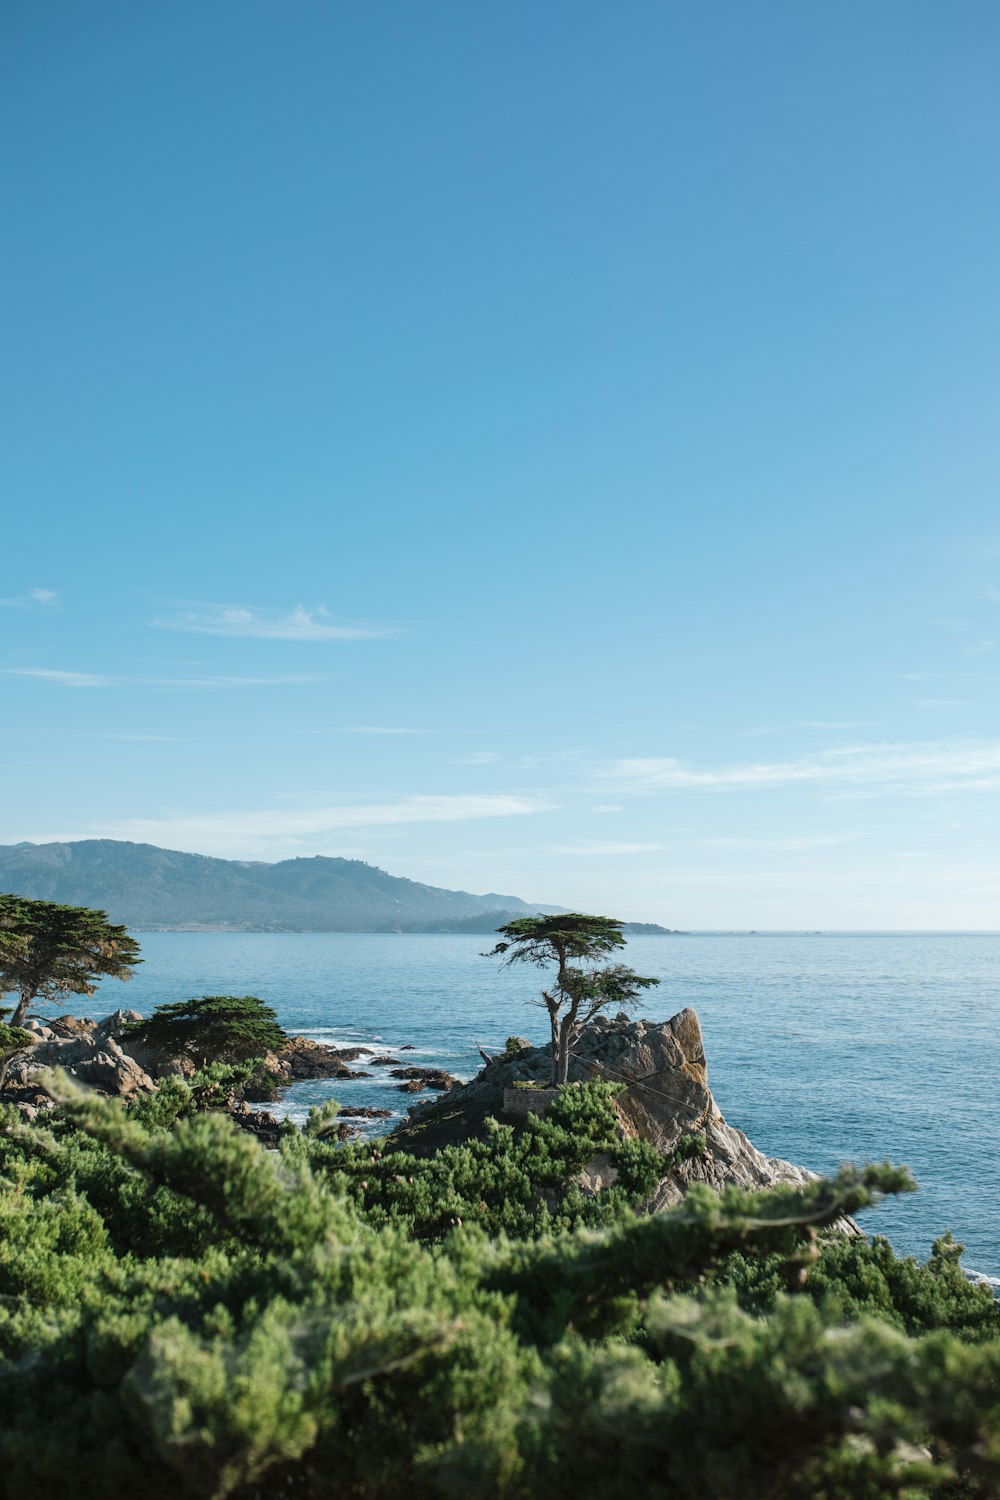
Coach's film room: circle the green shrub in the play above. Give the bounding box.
[0,1077,995,1498]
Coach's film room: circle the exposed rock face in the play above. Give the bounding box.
[393,1009,837,1217]
[230,1101,284,1147]
[390,1066,461,1091]
[46,1016,96,1040]
[0,1013,374,1110]
[4,1028,155,1102]
[278,1037,372,1081]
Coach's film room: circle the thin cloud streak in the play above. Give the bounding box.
[6,669,323,690]
[153,602,389,640]
[746,720,876,737]
[549,841,664,856]
[23,795,553,860]
[7,668,116,688]
[0,588,59,610]
[338,726,429,736]
[154,675,324,690]
[701,835,859,851]
[600,740,1000,796]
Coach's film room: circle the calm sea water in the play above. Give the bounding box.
[61,932,999,1278]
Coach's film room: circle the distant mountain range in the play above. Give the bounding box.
[0,840,677,934]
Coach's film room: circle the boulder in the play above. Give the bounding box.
[280,1037,372,1081]
[73,1043,155,1099]
[92,1009,144,1045]
[389,1066,461,1091]
[45,1016,96,1039]
[231,1104,284,1148]
[2,1027,155,1100]
[23,1020,56,1040]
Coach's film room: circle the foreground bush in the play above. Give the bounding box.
[0,1079,997,1499]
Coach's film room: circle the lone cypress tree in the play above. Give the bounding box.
[0,894,142,1027]
[485,913,660,1084]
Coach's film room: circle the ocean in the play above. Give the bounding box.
[58,931,999,1279]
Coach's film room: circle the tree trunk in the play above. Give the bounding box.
[551,943,570,1086]
[546,995,561,1087]
[10,991,31,1028]
[556,1018,573,1086]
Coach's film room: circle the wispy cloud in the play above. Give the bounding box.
[153,602,389,641]
[549,841,664,856]
[459,751,503,764]
[591,803,623,814]
[600,740,1000,796]
[6,669,322,690]
[24,795,552,859]
[8,668,116,688]
[910,698,972,708]
[338,726,430,736]
[305,727,477,737]
[746,720,876,737]
[158,675,322,690]
[700,835,859,851]
[518,749,588,768]
[0,587,59,610]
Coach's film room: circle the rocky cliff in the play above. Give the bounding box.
[394,1007,833,1214]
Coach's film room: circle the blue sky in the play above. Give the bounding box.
[3,2,1000,927]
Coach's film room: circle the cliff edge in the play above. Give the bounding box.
[394,1007,835,1214]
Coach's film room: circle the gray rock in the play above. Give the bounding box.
[280,1036,372,1080]
[2,1024,155,1100]
[390,1066,461,1091]
[92,1009,144,1044]
[73,1047,155,1098]
[46,1016,96,1039]
[24,1020,55,1040]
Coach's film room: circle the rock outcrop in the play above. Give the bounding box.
[4,1026,156,1105]
[0,1012,374,1114]
[277,1037,373,1081]
[389,1066,461,1091]
[393,1008,843,1219]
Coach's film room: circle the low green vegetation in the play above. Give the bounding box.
[0,901,997,1496]
[0,1074,997,1499]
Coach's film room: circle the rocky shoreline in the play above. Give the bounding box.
[0,1004,856,1228]
[0,1010,465,1142]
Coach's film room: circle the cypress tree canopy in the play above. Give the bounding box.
[123,993,287,1065]
[0,893,142,1027]
[485,913,659,1084]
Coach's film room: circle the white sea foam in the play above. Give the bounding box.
[964,1270,1000,1297]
